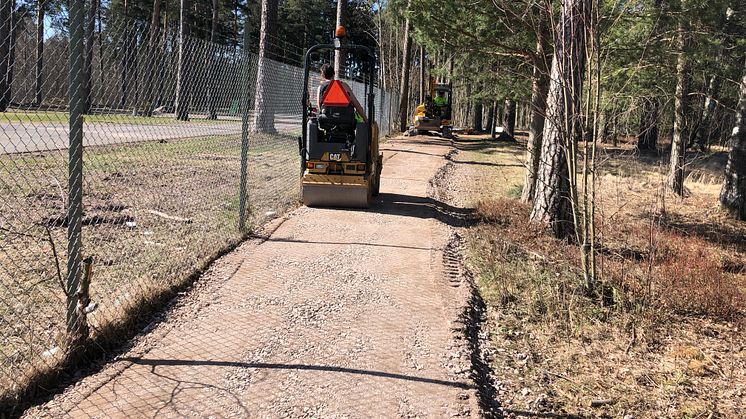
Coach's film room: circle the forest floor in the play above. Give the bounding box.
[446,133,746,418]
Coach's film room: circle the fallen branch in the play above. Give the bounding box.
[146,210,193,224]
[45,226,66,295]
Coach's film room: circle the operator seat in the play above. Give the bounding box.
[317,80,358,144]
[306,79,369,163]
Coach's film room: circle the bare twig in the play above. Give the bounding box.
[590,399,616,407]
[52,176,66,211]
[45,226,66,295]
[0,225,39,240]
[146,210,193,223]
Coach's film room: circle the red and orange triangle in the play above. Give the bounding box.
[321,80,351,107]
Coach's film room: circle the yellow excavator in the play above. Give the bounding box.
[413,77,453,139]
[298,27,382,208]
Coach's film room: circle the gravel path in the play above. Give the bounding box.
[26,136,478,418]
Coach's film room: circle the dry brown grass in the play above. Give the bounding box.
[448,134,746,417]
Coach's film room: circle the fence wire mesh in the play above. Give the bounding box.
[0,7,398,412]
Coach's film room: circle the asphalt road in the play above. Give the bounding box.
[0,114,302,154]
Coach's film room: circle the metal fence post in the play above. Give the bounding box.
[238,24,251,232]
[67,0,85,349]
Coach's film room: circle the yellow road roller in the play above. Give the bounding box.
[298,28,382,208]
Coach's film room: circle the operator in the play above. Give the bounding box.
[317,64,368,123]
[434,90,448,118]
[433,90,448,106]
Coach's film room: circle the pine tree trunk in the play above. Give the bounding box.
[140,0,160,117]
[156,1,169,108]
[120,0,131,109]
[486,100,495,137]
[175,0,190,120]
[695,8,732,150]
[6,0,14,101]
[34,0,44,107]
[597,109,609,143]
[251,0,278,133]
[504,99,516,137]
[207,0,218,119]
[530,0,589,240]
[521,3,551,203]
[636,96,659,151]
[83,0,98,114]
[473,101,483,131]
[419,45,425,103]
[695,73,721,150]
[334,0,347,77]
[398,0,413,132]
[668,7,690,196]
[720,54,746,220]
[0,0,11,111]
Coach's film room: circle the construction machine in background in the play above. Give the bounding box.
[298,27,382,208]
[413,77,453,139]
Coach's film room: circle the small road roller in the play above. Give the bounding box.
[298,28,382,208]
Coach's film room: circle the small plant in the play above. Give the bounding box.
[506,184,523,198]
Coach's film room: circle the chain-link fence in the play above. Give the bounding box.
[0,5,398,411]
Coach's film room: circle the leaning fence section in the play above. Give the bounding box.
[0,10,399,411]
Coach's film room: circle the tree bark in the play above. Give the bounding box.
[251,0,278,133]
[530,0,589,240]
[156,0,169,108]
[473,100,483,131]
[0,0,10,111]
[419,45,425,103]
[487,99,496,137]
[175,0,190,120]
[503,99,516,137]
[120,0,131,109]
[34,0,44,107]
[398,0,413,132]
[334,0,347,77]
[694,73,721,150]
[6,0,15,101]
[636,96,659,151]
[695,8,733,150]
[83,0,98,114]
[720,54,746,220]
[597,109,609,143]
[139,0,161,116]
[207,0,219,119]
[521,1,551,203]
[668,5,690,196]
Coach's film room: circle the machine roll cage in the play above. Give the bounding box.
[299,42,377,173]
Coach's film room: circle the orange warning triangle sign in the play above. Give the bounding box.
[321,80,351,107]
